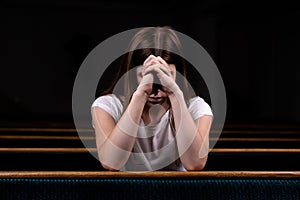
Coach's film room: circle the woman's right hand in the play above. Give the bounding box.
[135,55,160,97]
[136,72,153,97]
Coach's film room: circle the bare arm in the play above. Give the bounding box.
[169,91,212,171]
[92,70,153,171]
[145,56,213,170]
[92,91,147,170]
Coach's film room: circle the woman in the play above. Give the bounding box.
[91,27,213,171]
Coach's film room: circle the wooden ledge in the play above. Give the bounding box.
[0,171,300,179]
[1,127,300,135]
[0,127,91,133]
[1,136,300,142]
[0,148,300,153]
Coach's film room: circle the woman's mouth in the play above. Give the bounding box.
[147,97,164,104]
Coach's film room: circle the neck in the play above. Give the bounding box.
[142,102,170,126]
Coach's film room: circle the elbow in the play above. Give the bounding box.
[98,153,121,171]
[185,163,205,171]
[98,149,124,171]
[101,163,120,171]
[99,153,122,171]
[184,157,207,171]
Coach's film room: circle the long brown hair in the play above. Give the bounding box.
[99,27,193,107]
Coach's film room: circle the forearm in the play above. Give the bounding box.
[97,92,147,170]
[169,89,209,170]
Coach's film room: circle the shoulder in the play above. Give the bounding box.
[91,94,123,122]
[188,96,213,120]
[189,96,206,104]
[188,96,210,108]
[92,94,122,107]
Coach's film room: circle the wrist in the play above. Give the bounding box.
[132,90,148,102]
[168,88,184,103]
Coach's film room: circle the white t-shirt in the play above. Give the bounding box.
[92,94,213,171]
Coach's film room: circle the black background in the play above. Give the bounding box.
[1,0,300,125]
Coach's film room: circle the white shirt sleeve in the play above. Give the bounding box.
[91,94,123,122]
[188,96,213,120]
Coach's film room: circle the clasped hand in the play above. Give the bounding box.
[137,55,179,96]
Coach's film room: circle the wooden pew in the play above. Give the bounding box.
[0,123,300,199]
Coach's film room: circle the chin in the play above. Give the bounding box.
[146,101,161,107]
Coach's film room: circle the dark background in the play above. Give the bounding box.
[1,0,300,125]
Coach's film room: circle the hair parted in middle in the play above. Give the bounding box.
[99,26,193,108]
